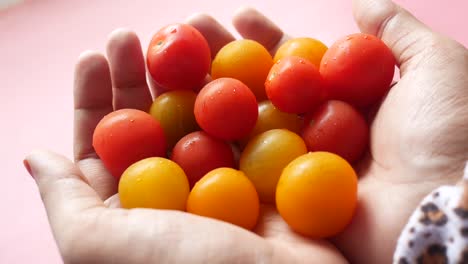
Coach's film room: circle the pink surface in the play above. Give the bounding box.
[1,0,467,263]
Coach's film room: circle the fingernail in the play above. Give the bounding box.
[23,159,33,178]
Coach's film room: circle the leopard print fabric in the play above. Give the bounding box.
[393,163,468,264]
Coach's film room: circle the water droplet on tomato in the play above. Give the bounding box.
[323,62,328,66]
[364,35,369,39]
[332,57,337,60]
[130,119,135,123]
[268,72,276,81]
[170,28,177,33]
[299,59,305,64]
[346,36,352,40]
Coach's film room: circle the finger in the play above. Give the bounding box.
[24,150,104,224]
[232,7,286,52]
[73,51,117,199]
[186,13,235,58]
[74,51,113,161]
[107,28,153,111]
[104,193,121,208]
[352,0,435,71]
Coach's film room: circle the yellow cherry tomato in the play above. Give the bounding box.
[274,37,328,68]
[276,152,358,238]
[187,168,260,230]
[239,100,303,147]
[239,129,307,203]
[211,40,273,101]
[149,90,198,148]
[119,157,190,210]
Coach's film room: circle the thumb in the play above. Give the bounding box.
[352,0,435,72]
[24,150,104,226]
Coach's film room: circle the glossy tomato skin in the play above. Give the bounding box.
[149,90,198,148]
[187,168,260,230]
[276,152,358,238]
[320,33,396,108]
[211,40,273,101]
[194,78,258,140]
[171,131,235,187]
[239,129,307,203]
[301,100,369,163]
[119,157,190,210]
[147,23,211,91]
[274,37,328,68]
[265,56,326,114]
[239,100,303,148]
[92,109,167,179]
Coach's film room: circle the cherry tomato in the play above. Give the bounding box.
[149,90,198,148]
[171,131,235,187]
[147,23,211,91]
[93,109,167,179]
[239,100,303,148]
[194,78,258,140]
[320,33,396,108]
[274,37,328,68]
[301,100,369,163]
[119,157,189,210]
[239,129,307,203]
[265,56,326,114]
[211,39,273,101]
[187,168,260,230]
[276,152,358,238]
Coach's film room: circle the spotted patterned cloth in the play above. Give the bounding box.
[393,163,468,264]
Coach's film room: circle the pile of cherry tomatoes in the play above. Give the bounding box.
[93,23,395,238]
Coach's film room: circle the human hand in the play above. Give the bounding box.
[331,0,468,263]
[24,0,468,263]
[23,8,347,264]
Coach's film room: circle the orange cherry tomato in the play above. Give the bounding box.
[274,37,328,68]
[276,152,358,238]
[187,168,260,230]
[93,109,167,179]
[119,157,190,210]
[149,90,198,148]
[211,40,273,101]
[239,129,307,203]
[239,100,303,148]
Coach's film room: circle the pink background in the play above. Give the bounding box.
[1,0,466,263]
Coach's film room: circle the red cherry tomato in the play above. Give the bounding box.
[320,33,396,108]
[265,56,325,114]
[171,131,235,187]
[147,23,211,91]
[301,100,369,163]
[93,109,167,179]
[194,78,258,140]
